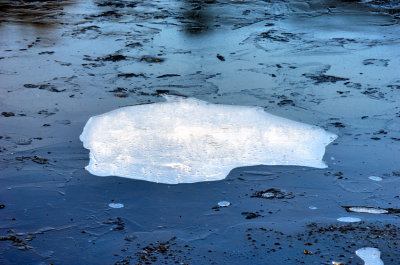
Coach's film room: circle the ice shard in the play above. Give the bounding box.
[80,96,337,184]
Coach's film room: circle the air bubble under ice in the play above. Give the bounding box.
[80,97,337,184]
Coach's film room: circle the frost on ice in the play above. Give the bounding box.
[80,97,337,184]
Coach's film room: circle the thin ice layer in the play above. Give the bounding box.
[80,97,337,184]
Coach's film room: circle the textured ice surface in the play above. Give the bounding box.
[80,97,337,184]
[356,247,384,265]
[337,217,361,223]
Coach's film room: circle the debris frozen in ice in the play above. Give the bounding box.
[80,96,337,184]
[368,176,383,181]
[356,247,384,265]
[217,201,230,207]
[309,206,317,210]
[108,203,124,208]
[347,207,388,214]
[337,217,361,223]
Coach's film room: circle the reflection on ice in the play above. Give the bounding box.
[80,96,337,184]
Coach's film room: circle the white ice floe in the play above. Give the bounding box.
[356,247,384,265]
[108,203,124,208]
[80,96,337,184]
[337,217,361,223]
[218,201,231,207]
[348,207,388,214]
[368,176,383,181]
[309,206,317,210]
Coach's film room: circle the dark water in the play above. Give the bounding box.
[0,0,399,264]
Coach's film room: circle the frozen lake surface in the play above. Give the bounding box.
[0,0,399,264]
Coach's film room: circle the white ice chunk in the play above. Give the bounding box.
[356,247,384,265]
[369,176,383,181]
[218,201,231,207]
[108,203,124,208]
[80,96,337,184]
[337,217,361,223]
[348,207,388,214]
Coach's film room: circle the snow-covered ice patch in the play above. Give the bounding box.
[80,96,337,184]
[337,217,361,223]
[348,207,388,214]
[356,247,384,265]
[108,203,124,208]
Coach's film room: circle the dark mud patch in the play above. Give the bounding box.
[101,54,127,62]
[140,56,164,63]
[24,83,65,92]
[259,30,300,42]
[303,74,349,84]
[117,73,146,78]
[363,58,389,66]
[103,217,125,231]
[156,74,181,78]
[245,223,400,264]
[130,237,192,265]
[1,112,15,117]
[241,212,262,219]
[15,155,49,165]
[216,54,225,61]
[251,188,295,200]
[0,231,32,250]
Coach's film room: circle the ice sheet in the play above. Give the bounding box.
[80,97,337,184]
